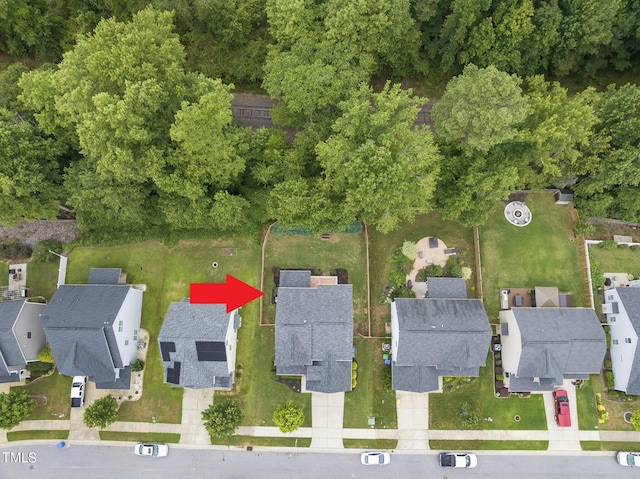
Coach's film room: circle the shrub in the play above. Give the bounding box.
[450,265,462,278]
[26,361,53,373]
[352,378,357,389]
[461,267,472,280]
[0,239,32,260]
[0,390,35,430]
[423,264,444,278]
[595,393,603,405]
[590,259,605,289]
[496,374,504,381]
[273,400,304,433]
[618,243,630,249]
[462,412,479,428]
[351,361,358,371]
[605,371,615,389]
[604,360,612,368]
[31,240,63,262]
[202,398,243,438]
[83,396,118,429]
[382,365,392,393]
[572,220,594,237]
[608,390,620,398]
[130,359,144,372]
[631,410,640,431]
[352,370,357,380]
[37,345,55,364]
[401,241,418,260]
[391,248,414,275]
[445,257,457,270]
[598,240,618,250]
[389,268,406,289]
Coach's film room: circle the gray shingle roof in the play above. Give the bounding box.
[509,308,606,392]
[426,277,468,299]
[0,300,26,367]
[158,299,238,389]
[41,284,130,383]
[88,268,122,284]
[279,270,311,288]
[392,298,492,392]
[614,288,640,394]
[275,276,353,393]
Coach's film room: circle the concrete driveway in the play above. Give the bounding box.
[310,392,344,449]
[543,380,581,451]
[395,391,429,450]
[180,388,214,445]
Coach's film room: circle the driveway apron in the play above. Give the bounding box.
[395,391,429,450]
[544,380,581,451]
[180,388,214,446]
[310,392,344,449]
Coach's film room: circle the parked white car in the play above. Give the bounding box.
[70,376,86,408]
[360,451,390,465]
[134,443,169,457]
[617,451,640,467]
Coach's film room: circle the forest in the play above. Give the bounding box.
[1,0,640,238]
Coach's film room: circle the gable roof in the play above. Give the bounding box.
[392,298,492,392]
[426,277,468,299]
[158,299,238,389]
[41,284,130,382]
[613,288,640,394]
[275,275,353,393]
[280,270,311,288]
[509,307,606,392]
[88,268,122,285]
[0,300,26,367]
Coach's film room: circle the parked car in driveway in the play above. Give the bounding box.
[439,452,477,468]
[360,451,390,465]
[617,451,640,467]
[553,388,571,427]
[134,443,169,457]
[70,376,86,408]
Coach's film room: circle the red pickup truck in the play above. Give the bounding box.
[553,388,571,427]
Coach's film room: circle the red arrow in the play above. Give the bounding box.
[190,275,263,313]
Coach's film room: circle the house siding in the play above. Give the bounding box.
[391,302,399,360]
[112,288,143,366]
[499,310,522,381]
[606,289,638,392]
[12,302,46,362]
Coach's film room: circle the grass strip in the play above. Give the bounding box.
[430,440,548,450]
[7,430,69,441]
[99,431,181,443]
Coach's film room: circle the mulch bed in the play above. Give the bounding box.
[31,395,47,407]
[275,376,301,393]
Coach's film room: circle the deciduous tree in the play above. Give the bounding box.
[202,398,243,438]
[83,396,118,429]
[273,400,304,433]
[0,390,35,430]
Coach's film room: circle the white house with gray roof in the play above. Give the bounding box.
[158,299,241,389]
[275,270,353,394]
[499,307,606,392]
[391,278,492,393]
[40,268,142,389]
[0,299,47,383]
[603,287,640,394]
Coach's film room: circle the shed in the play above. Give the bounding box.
[554,189,574,205]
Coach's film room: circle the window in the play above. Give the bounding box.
[118,320,123,333]
[133,330,138,340]
[608,295,614,300]
[613,340,619,345]
[26,332,31,339]
[125,340,129,346]
[610,317,616,323]
[626,338,632,344]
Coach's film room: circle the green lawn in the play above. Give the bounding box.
[430,440,548,450]
[12,371,72,420]
[261,233,367,331]
[576,373,637,431]
[429,354,547,430]
[479,192,585,319]
[581,441,640,451]
[589,245,640,278]
[25,260,59,300]
[368,213,475,337]
[343,439,398,449]
[99,431,180,443]
[343,338,397,429]
[7,430,69,441]
[211,436,311,448]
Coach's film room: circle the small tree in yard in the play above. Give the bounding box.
[38,344,55,364]
[83,396,118,429]
[202,398,242,438]
[0,390,35,430]
[401,241,418,260]
[631,410,640,431]
[273,400,304,433]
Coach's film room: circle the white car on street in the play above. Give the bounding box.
[360,451,390,465]
[617,451,640,467]
[134,443,169,457]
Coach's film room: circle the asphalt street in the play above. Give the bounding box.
[0,444,635,479]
